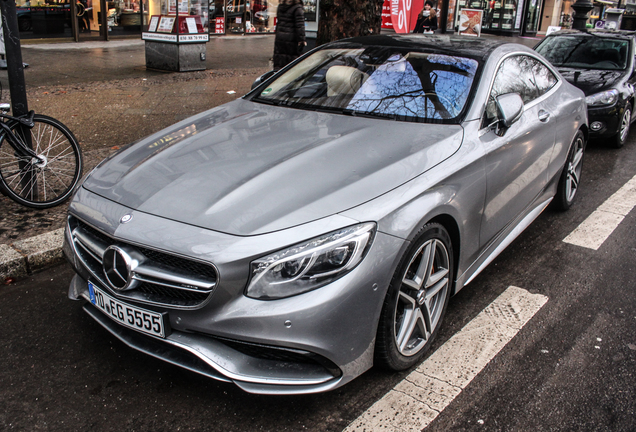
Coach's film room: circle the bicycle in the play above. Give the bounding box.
[0,103,83,209]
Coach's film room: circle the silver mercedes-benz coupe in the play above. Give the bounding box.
[64,35,587,395]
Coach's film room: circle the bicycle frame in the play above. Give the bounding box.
[0,110,41,161]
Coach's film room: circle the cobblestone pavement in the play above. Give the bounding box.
[0,67,268,245]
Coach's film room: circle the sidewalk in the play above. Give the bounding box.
[0,36,273,280]
[0,33,541,280]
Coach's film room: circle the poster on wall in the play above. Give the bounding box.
[179,0,189,15]
[169,0,176,14]
[215,17,225,33]
[148,15,159,32]
[157,16,176,32]
[390,0,424,33]
[458,8,483,36]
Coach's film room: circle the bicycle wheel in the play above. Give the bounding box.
[0,114,83,209]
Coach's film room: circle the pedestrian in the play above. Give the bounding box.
[273,0,306,70]
[413,1,437,33]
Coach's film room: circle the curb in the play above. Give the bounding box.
[0,228,65,281]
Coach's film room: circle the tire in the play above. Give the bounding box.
[612,106,631,149]
[553,130,585,211]
[375,223,454,371]
[0,114,83,209]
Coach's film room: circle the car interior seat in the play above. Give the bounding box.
[326,66,369,97]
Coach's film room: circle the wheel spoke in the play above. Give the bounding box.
[571,147,583,170]
[425,276,449,303]
[402,240,433,290]
[397,306,427,354]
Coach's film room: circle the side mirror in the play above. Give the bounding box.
[251,70,276,90]
[496,93,524,128]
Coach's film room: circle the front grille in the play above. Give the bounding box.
[69,215,217,308]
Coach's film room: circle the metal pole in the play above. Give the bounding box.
[571,0,593,30]
[440,0,449,33]
[71,0,80,42]
[0,0,28,116]
[0,0,37,200]
[100,0,109,41]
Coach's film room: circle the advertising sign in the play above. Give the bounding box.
[157,16,176,32]
[215,17,225,33]
[390,0,424,33]
[382,0,393,30]
[458,8,483,36]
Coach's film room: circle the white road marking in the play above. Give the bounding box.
[564,174,636,250]
[344,286,548,432]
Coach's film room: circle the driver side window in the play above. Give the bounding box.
[482,55,543,129]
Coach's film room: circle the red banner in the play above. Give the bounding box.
[390,0,424,33]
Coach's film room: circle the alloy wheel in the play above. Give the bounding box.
[565,134,584,203]
[393,238,450,357]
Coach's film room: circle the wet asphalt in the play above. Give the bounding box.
[2,134,635,431]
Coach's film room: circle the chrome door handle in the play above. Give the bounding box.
[538,110,550,122]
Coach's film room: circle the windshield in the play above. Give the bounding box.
[251,47,480,123]
[536,35,629,70]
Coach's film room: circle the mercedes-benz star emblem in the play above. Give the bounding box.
[120,214,133,224]
[102,246,133,291]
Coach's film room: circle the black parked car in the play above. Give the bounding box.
[535,29,636,148]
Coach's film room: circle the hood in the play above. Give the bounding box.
[557,68,625,96]
[83,99,463,236]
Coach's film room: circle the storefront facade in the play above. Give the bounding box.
[15,0,317,40]
[209,0,318,37]
[15,0,151,39]
[382,0,543,36]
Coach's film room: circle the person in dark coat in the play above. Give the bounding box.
[273,0,306,70]
[413,1,438,33]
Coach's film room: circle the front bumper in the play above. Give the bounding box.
[588,104,623,138]
[73,276,344,394]
[64,188,402,394]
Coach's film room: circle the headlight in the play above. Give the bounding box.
[246,222,376,300]
[586,89,619,107]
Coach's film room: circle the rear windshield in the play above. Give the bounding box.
[536,35,629,70]
[251,47,480,123]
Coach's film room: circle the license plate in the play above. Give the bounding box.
[88,282,166,338]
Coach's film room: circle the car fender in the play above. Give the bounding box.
[340,120,486,291]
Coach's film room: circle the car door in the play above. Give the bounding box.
[478,54,559,247]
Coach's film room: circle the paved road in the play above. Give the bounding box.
[1,131,635,431]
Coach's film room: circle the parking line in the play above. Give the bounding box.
[344,286,548,432]
[564,174,636,250]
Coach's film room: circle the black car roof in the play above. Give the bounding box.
[324,34,508,62]
[547,29,636,41]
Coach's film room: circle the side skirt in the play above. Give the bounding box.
[455,197,553,291]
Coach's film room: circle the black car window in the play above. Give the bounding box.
[536,35,629,70]
[482,55,542,128]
